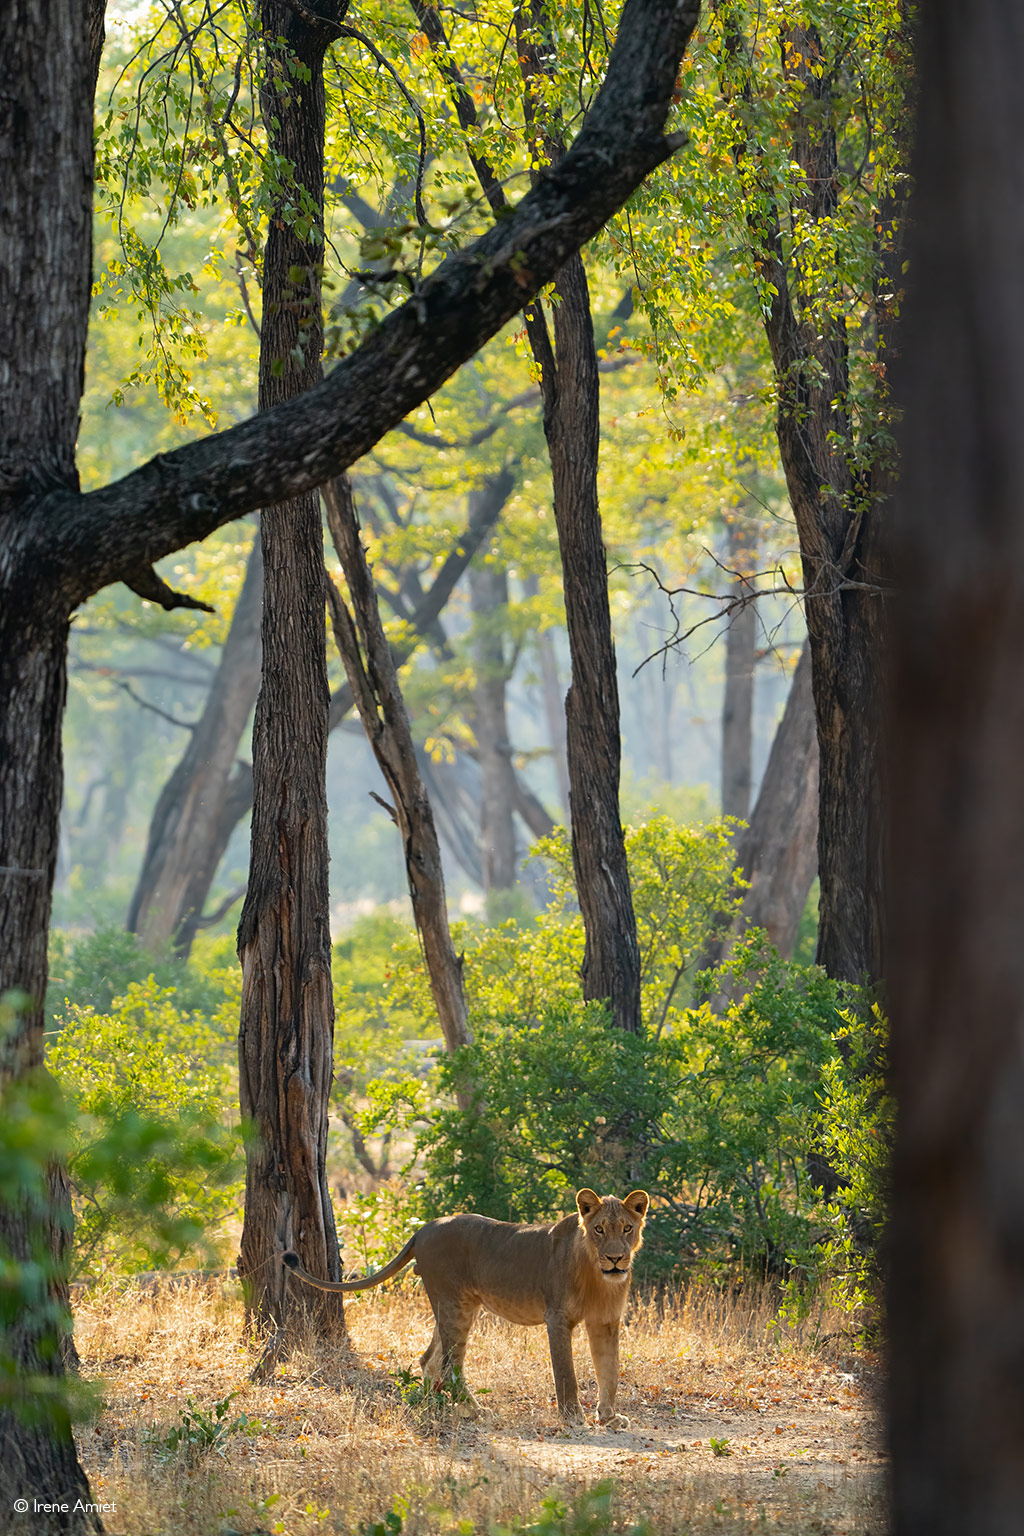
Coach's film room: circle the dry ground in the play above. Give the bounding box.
[73,1279,886,1536]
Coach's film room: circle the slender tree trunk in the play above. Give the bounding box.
[700,641,817,972]
[236,0,348,1341]
[522,574,570,818]
[469,563,518,893]
[0,0,101,1524]
[538,255,641,1030]
[414,0,642,1029]
[739,642,818,956]
[888,7,1024,1532]
[127,537,263,953]
[517,6,641,1031]
[720,516,757,820]
[324,478,471,1067]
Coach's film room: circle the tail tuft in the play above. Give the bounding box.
[282,1250,300,1269]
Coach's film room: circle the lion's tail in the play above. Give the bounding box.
[281,1233,418,1293]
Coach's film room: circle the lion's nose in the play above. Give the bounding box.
[606,1251,627,1265]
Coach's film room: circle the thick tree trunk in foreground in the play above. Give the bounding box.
[127,538,263,952]
[236,0,346,1341]
[469,563,518,893]
[0,0,99,1524]
[887,8,1024,1533]
[324,478,471,1065]
[720,517,757,820]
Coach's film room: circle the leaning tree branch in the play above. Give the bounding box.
[123,566,215,612]
[51,0,700,606]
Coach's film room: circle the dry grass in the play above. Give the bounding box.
[74,1278,885,1535]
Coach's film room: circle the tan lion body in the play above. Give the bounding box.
[282,1188,649,1425]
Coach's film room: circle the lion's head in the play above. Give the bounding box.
[575,1188,649,1282]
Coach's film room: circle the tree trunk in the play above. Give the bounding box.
[739,642,818,956]
[720,516,757,820]
[515,4,642,1031]
[887,7,1024,1532]
[236,0,348,1341]
[539,254,641,1031]
[721,20,892,986]
[469,563,518,894]
[699,641,817,974]
[127,537,263,953]
[0,0,100,1521]
[522,574,570,818]
[324,478,471,1066]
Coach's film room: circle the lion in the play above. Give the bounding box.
[282,1187,649,1425]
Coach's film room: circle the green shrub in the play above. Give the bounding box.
[46,977,241,1275]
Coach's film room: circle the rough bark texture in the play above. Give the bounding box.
[469,563,519,893]
[720,518,757,821]
[324,478,471,1065]
[235,0,346,1341]
[516,1,642,1031]
[0,0,100,1525]
[127,537,263,953]
[887,7,1024,1533]
[541,255,641,1030]
[724,20,892,985]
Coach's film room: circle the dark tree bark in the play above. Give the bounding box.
[537,255,641,1030]
[720,516,757,821]
[720,17,899,985]
[416,0,642,1026]
[887,7,1024,1533]
[235,0,347,1342]
[127,537,263,953]
[0,0,699,1502]
[469,563,519,893]
[0,0,101,1524]
[324,478,471,1067]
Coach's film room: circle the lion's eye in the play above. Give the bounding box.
[594,1226,604,1236]
[623,1224,632,1234]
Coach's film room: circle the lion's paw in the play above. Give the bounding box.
[595,1410,630,1430]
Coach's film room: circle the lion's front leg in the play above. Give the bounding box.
[586,1320,628,1428]
[545,1312,583,1422]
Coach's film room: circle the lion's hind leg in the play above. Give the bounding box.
[428,1296,483,1413]
[420,1324,443,1385]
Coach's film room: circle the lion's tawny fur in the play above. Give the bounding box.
[282,1187,649,1425]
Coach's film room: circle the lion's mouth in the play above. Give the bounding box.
[600,1265,630,1279]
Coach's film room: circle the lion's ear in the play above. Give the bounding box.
[576,1188,601,1219]
[623,1190,650,1221]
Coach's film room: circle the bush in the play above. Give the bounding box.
[46,977,241,1276]
[413,936,848,1279]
